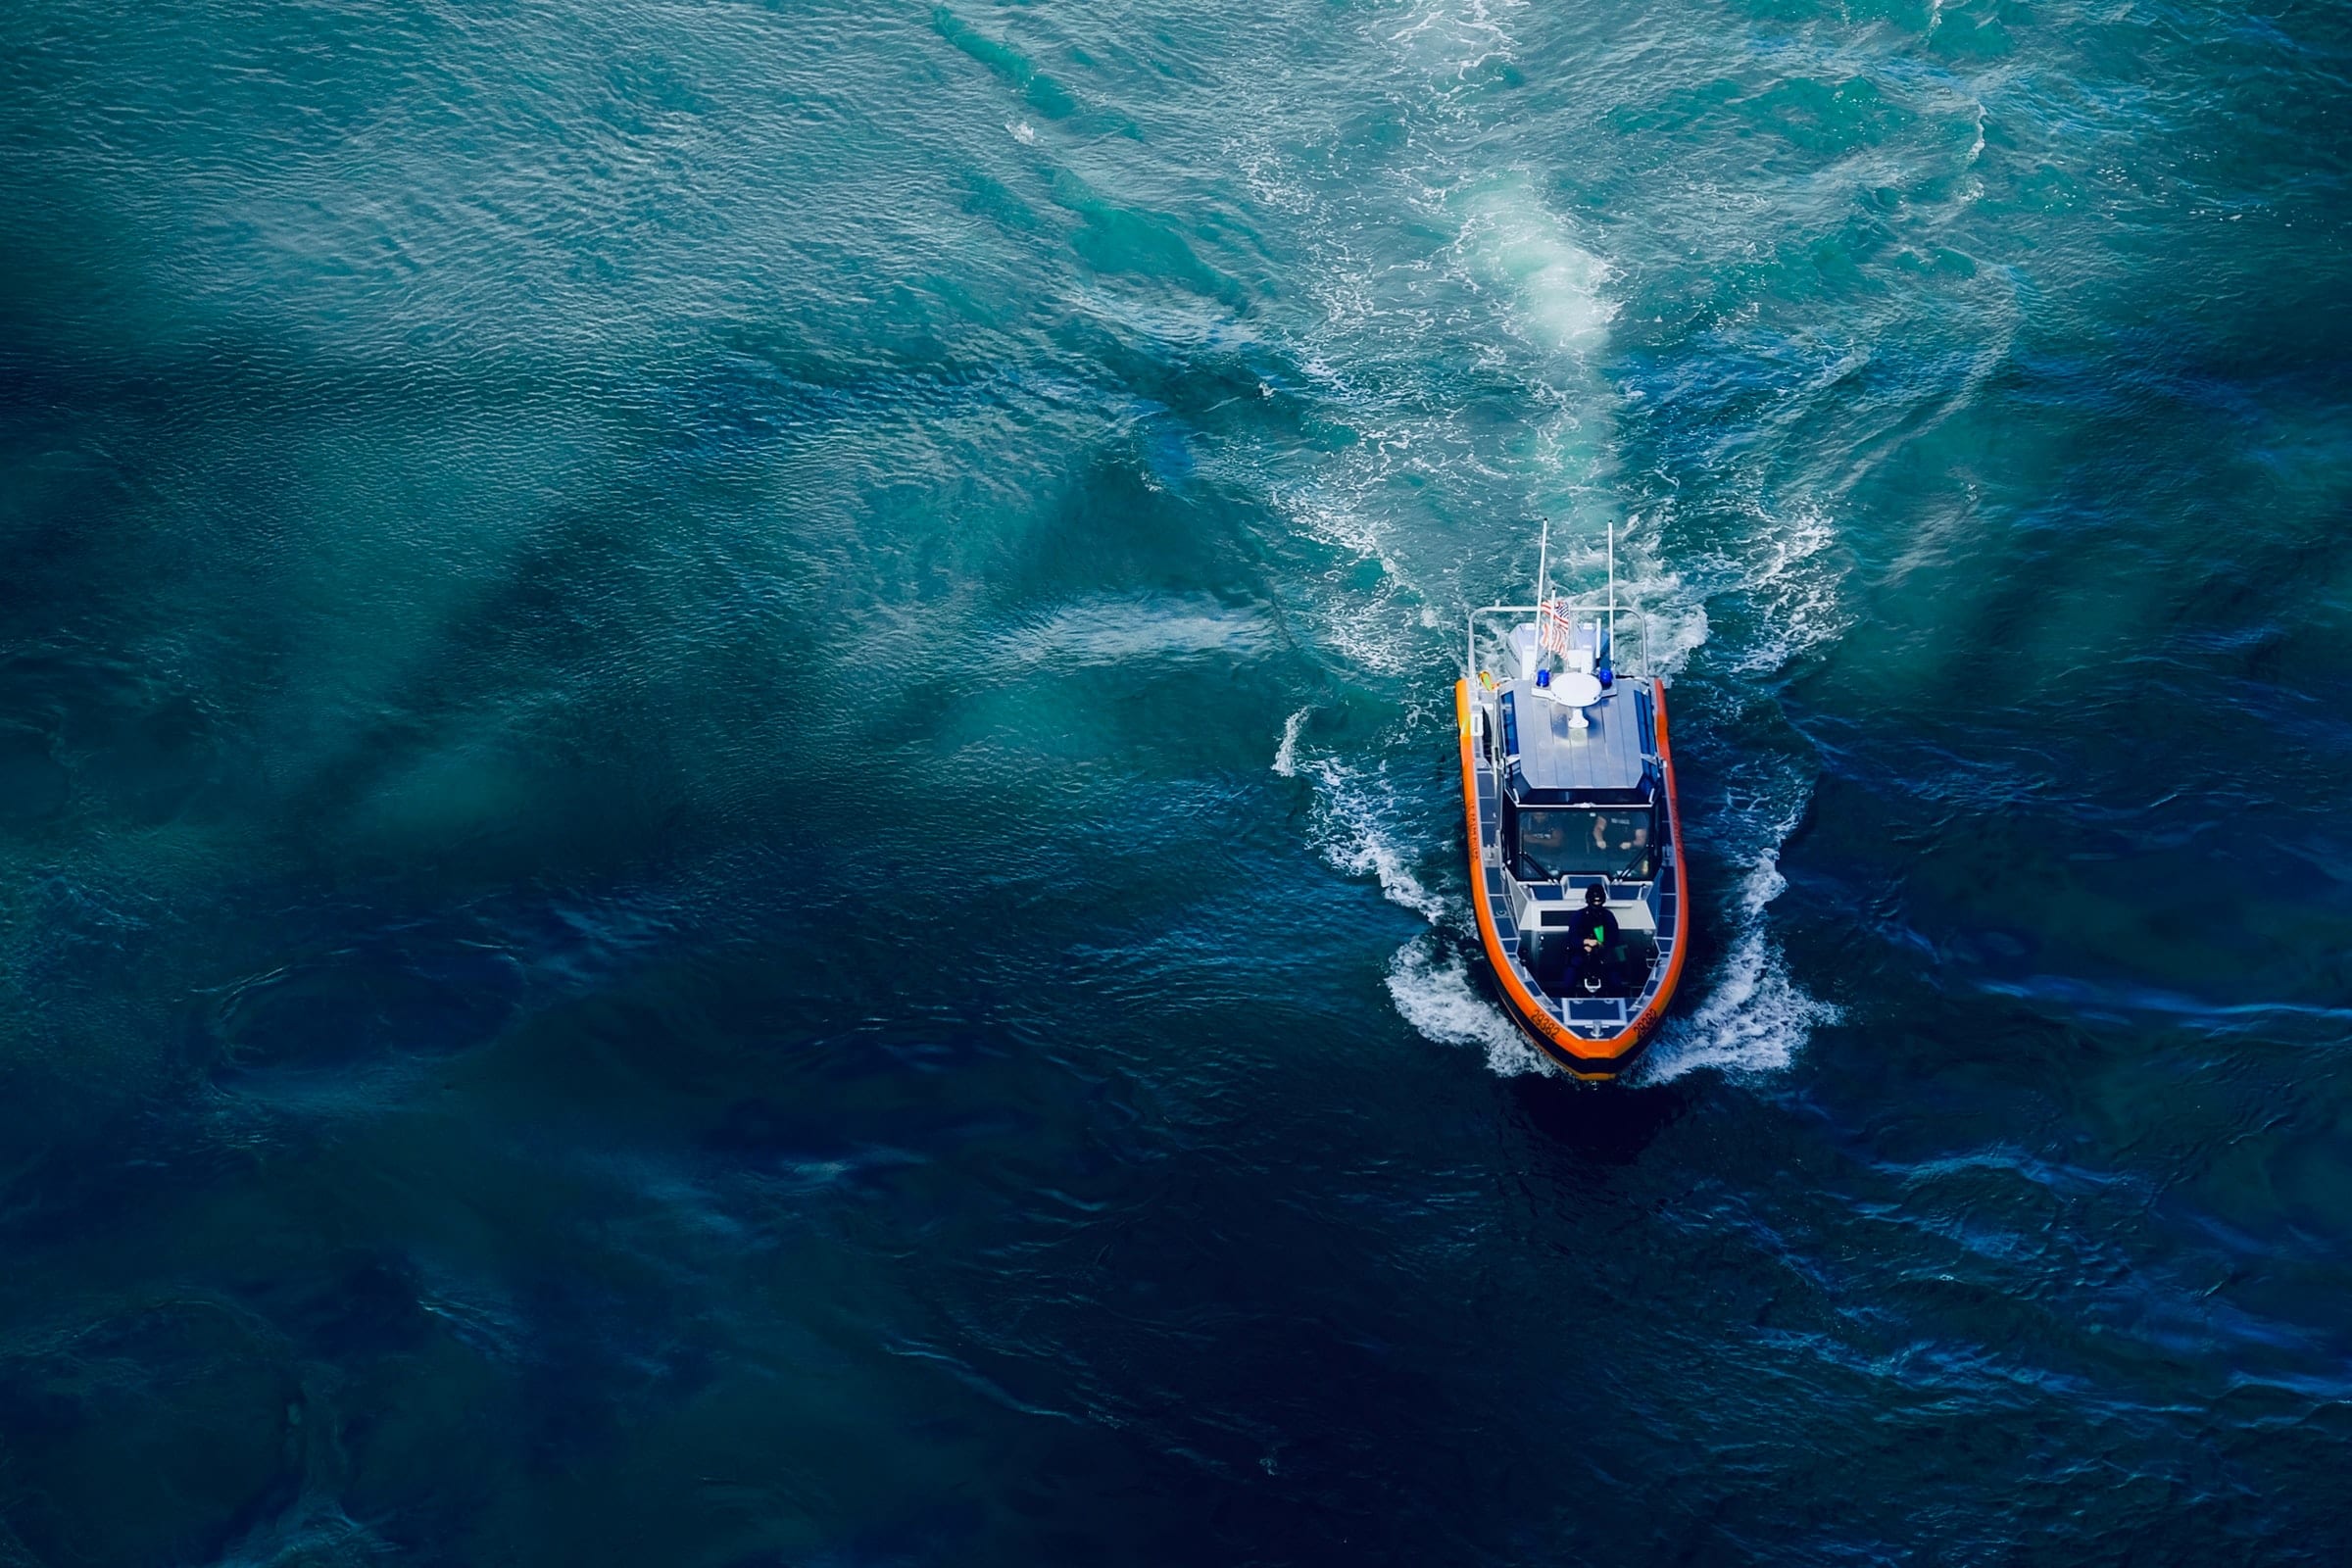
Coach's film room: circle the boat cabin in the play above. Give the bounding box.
[1470,608,1677,1013]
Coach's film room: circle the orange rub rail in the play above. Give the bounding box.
[1454,677,1690,1079]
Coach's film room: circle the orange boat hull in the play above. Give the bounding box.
[1454,676,1690,1081]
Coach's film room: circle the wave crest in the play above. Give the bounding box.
[1641,817,1838,1084]
[1387,935,1547,1077]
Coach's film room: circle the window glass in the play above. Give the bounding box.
[1513,808,1657,879]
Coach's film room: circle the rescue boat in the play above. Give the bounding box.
[1455,523,1688,1081]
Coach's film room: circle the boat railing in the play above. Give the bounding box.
[1465,603,1652,688]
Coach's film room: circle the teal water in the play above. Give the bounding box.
[4,0,2351,1561]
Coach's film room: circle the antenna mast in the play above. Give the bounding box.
[1607,516,1617,665]
[1534,516,1549,612]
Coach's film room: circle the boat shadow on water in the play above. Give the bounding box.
[1502,1071,1690,1165]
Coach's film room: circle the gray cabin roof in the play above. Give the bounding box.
[1501,679,1652,803]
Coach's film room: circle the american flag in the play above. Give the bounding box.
[1537,599,1581,659]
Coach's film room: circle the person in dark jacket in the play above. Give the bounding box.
[1549,883,1616,995]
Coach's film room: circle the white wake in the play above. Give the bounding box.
[1638,802,1840,1084]
[1250,1,1840,1086]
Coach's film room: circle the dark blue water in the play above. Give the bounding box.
[4,1,2351,1561]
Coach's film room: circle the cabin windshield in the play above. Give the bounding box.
[1513,807,1658,881]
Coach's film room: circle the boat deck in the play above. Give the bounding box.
[1474,740,1682,1042]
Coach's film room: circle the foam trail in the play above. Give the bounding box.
[1636,497,1844,1083]
[1303,757,1447,923]
[1639,804,1839,1084]
[1271,706,1308,778]
[1257,12,1839,1082]
[1459,181,1615,357]
[1281,180,1635,1064]
[1388,0,1521,89]
[1387,935,1546,1076]
[1297,741,1557,1076]
[1722,500,1848,674]
[1457,176,1713,679]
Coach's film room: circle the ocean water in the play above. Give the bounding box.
[2,0,2349,1561]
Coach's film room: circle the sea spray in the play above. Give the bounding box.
[1640,806,1840,1084]
[1386,934,1548,1077]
